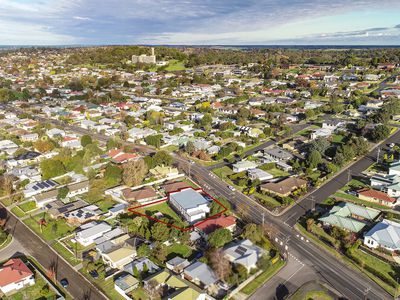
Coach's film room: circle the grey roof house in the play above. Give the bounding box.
[364,219,400,252]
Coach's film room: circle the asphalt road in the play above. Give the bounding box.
[0,206,107,300]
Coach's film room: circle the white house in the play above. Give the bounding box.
[232,161,258,173]
[76,222,112,247]
[169,188,210,223]
[364,219,400,252]
[0,259,35,294]
[248,168,273,182]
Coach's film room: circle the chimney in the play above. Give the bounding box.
[151,47,155,56]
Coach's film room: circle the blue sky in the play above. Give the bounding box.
[1,0,400,45]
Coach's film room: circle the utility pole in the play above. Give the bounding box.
[395,277,399,300]
[377,147,381,163]
[262,212,265,226]
[364,287,371,300]
[347,169,352,182]
[311,195,315,212]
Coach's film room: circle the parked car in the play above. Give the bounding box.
[228,185,236,191]
[60,278,69,288]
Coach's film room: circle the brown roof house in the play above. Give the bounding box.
[122,186,158,203]
[261,177,307,197]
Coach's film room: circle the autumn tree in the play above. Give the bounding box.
[0,175,13,195]
[122,159,148,186]
[33,140,55,153]
[209,248,232,281]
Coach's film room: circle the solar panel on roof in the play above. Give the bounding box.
[42,182,49,188]
[32,186,38,191]
[235,246,248,256]
[37,183,45,189]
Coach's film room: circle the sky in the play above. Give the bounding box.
[1,0,400,45]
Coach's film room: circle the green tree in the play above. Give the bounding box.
[81,135,93,147]
[208,228,232,248]
[40,159,66,179]
[307,149,322,169]
[122,159,148,187]
[57,186,69,200]
[242,223,263,244]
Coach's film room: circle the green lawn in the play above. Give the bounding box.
[52,241,81,266]
[167,243,192,259]
[241,258,285,295]
[331,134,345,144]
[213,166,234,179]
[8,273,57,300]
[254,192,281,209]
[98,278,126,300]
[164,60,187,71]
[23,215,76,241]
[18,201,37,212]
[266,167,290,178]
[142,202,183,224]
[340,179,368,192]
[11,206,25,218]
[96,197,117,212]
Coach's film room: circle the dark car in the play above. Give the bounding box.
[89,270,99,279]
[60,278,69,288]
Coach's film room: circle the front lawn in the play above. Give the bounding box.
[266,167,290,178]
[9,273,57,300]
[52,241,81,266]
[23,215,75,241]
[11,206,25,218]
[254,192,281,209]
[18,201,37,212]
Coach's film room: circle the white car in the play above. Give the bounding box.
[228,185,236,191]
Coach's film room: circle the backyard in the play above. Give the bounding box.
[23,214,76,241]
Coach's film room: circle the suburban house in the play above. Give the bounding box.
[357,188,397,207]
[370,175,400,198]
[183,262,218,289]
[123,257,160,275]
[63,204,103,225]
[122,186,158,203]
[75,222,112,246]
[149,165,179,179]
[232,160,258,173]
[260,177,307,197]
[389,161,400,176]
[364,219,400,252]
[101,244,136,269]
[23,179,58,198]
[114,274,139,299]
[169,188,210,223]
[223,239,265,271]
[166,256,191,274]
[107,148,140,164]
[0,259,35,295]
[247,168,273,182]
[263,147,294,162]
[196,215,237,237]
[318,202,380,233]
[144,269,205,300]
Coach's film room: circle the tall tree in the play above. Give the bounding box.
[122,159,148,186]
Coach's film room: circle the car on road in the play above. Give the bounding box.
[189,160,195,164]
[60,278,69,288]
[389,143,396,148]
[228,185,236,191]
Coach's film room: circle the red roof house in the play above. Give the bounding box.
[358,188,397,207]
[197,215,237,236]
[0,259,35,294]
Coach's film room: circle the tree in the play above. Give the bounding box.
[33,140,55,153]
[104,164,122,185]
[370,124,390,142]
[0,175,13,195]
[153,244,168,262]
[144,134,163,148]
[208,228,232,248]
[151,222,170,242]
[153,151,173,166]
[145,279,163,299]
[200,113,213,128]
[40,159,66,179]
[185,141,195,155]
[242,223,263,244]
[106,138,120,150]
[57,186,69,200]
[81,135,93,147]
[209,248,232,281]
[306,150,322,169]
[310,138,330,155]
[122,159,148,187]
